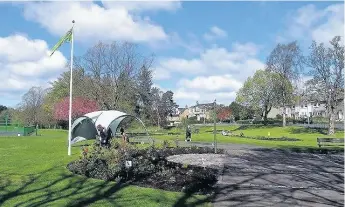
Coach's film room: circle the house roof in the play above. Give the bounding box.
[191,102,215,109]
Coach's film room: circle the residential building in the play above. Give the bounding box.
[267,107,280,119]
[179,106,190,120]
[167,106,186,125]
[187,101,216,121]
[280,99,344,121]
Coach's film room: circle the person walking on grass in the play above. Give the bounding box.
[185,125,192,142]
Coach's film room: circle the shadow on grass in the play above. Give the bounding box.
[232,125,279,131]
[288,127,328,135]
[0,166,211,207]
[211,148,344,206]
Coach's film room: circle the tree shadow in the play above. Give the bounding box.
[0,166,211,207]
[208,148,344,206]
[0,167,128,207]
[232,125,278,131]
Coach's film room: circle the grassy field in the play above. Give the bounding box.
[152,125,344,148]
[1,126,343,206]
[0,129,210,207]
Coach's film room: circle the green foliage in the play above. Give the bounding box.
[229,102,255,120]
[236,70,282,123]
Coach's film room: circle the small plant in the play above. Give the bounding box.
[162,140,170,148]
[182,163,189,168]
[81,146,89,158]
[174,138,179,148]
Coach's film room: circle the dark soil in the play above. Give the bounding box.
[67,146,223,194]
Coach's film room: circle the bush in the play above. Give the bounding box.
[67,143,223,193]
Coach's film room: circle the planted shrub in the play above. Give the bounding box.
[67,142,222,194]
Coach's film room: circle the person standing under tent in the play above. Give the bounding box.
[120,127,128,143]
[97,124,107,147]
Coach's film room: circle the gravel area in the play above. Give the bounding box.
[167,153,228,169]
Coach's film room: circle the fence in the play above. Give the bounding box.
[0,122,36,136]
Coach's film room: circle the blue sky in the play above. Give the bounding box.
[0,1,343,108]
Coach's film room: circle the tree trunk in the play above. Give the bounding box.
[282,106,286,127]
[328,112,335,135]
[263,105,271,126]
[263,113,268,125]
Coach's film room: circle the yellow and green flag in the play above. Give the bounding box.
[50,27,73,56]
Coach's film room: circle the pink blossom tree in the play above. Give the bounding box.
[54,97,100,121]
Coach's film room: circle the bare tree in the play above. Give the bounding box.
[306,36,344,135]
[266,41,304,127]
[20,86,48,126]
[79,41,153,113]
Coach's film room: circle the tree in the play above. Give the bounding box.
[137,65,154,120]
[217,107,232,122]
[149,88,177,127]
[44,67,90,127]
[150,87,163,127]
[229,102,241,121]
[161,90,176,117]
[54,96,100,121]
[266,41,304,127]
[229,102,255,121]
[236,70,280,125]
[19,86,48,126]
[79,42,153,113]
[0,105,7,114]
[306,36,344,135]
[46,41,154,117]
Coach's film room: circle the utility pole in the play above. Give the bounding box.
[213,99,217,153]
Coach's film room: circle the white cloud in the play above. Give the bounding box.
[153,68,171,80]
[203,26,228,41]
[178,75,243,92]
[22,2,172,44]
[0,34,66,100]
[174,88,201,100]
[282,3,344,45]
[101,1,181,12]
[154,42,264,81]
[155,42,264,106]
[174,88,237,106]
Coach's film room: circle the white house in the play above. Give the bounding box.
[281,99,344,121]
[188,102,215,121]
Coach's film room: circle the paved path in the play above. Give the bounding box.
[176,140,264,150]
[213,147,344,207]
[167,142,344,207]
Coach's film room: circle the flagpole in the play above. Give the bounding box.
[68,20,75,156]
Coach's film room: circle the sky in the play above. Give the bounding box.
[0,1,343,108]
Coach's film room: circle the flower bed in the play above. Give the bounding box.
[67,142,224,194]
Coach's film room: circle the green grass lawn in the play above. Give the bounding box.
[0,129,211,207]
[153,125,344,148]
